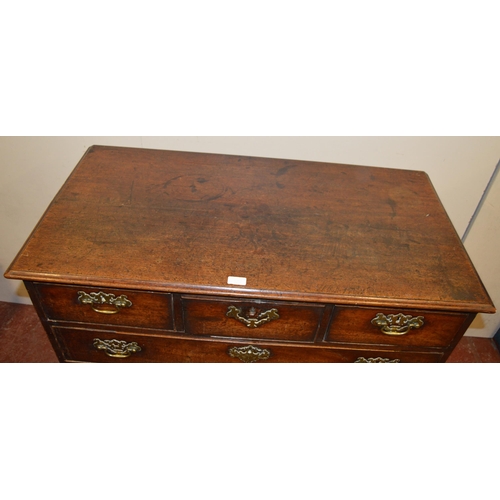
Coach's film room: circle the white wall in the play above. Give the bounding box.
[1,137,499,336]
[463,165,500,338]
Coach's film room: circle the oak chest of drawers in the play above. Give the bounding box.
[5,146,495,362]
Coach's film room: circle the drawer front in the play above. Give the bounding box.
[54,327,443,363]
[34,284,174,330]
[182,296,325,342]
[325,306,470,348]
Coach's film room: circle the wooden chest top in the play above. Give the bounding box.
[5,145,494,313]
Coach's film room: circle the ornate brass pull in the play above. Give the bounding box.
[371,313,424,336]
[228,345,271,363]
[93,338,141,358]
[78,291,133,314]
[226,305,279,328]
[355,356,400,363]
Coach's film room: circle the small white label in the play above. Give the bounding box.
[227,276,247,286]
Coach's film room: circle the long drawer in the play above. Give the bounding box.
[34,283,174,330]
[325,306,471,348]
[53,327,444,363]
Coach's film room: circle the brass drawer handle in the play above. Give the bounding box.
[226,305,279,328]
[355,356,400,363]
[228,345,271,363]
[78,291,133,314]
[93,338,141,358]
[371,313,424,336]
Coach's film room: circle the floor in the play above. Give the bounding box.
[1,300,499,362]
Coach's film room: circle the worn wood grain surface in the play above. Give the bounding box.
[5,145,495,313]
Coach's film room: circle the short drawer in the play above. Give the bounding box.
[181,295,326,342]
[34,283,174,330]
[325,306,470,348]
[53,327,444,363]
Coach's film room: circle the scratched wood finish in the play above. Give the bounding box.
[5,145,494,313]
